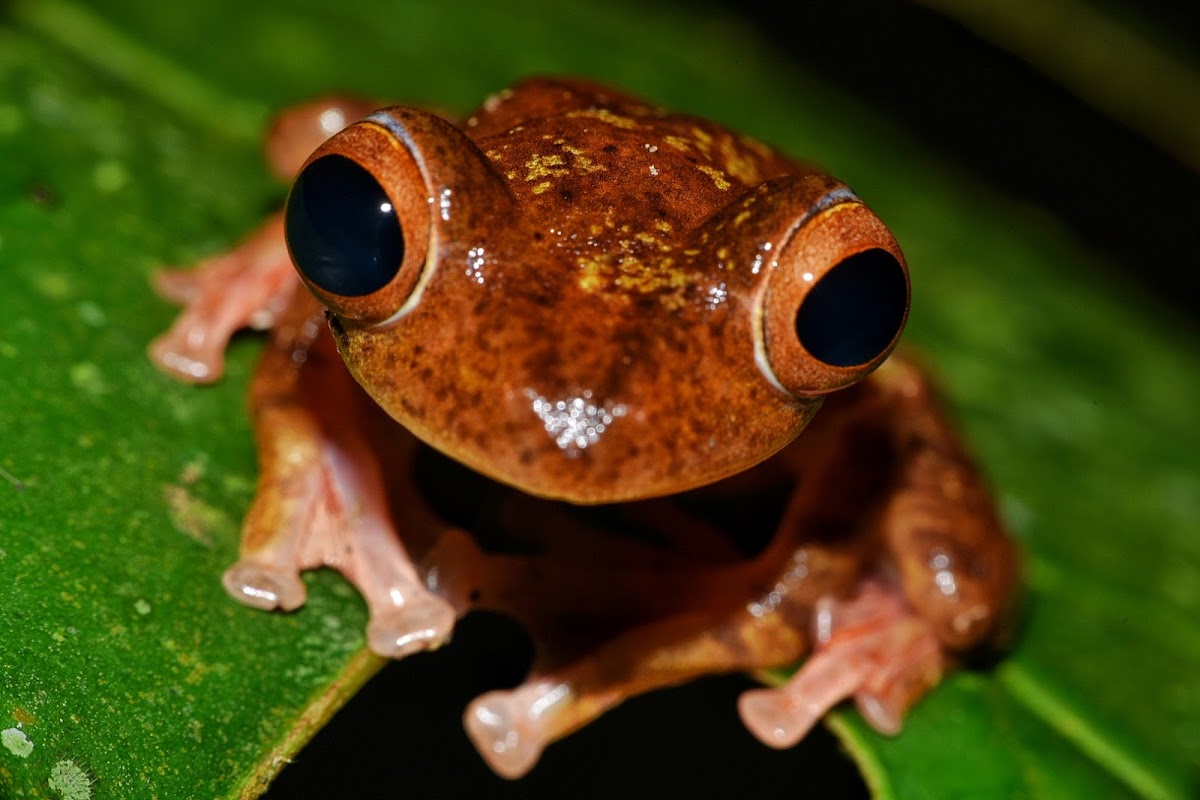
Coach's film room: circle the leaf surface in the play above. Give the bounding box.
[1,1,1196,797]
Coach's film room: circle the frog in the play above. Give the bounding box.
[148,76,1020,779]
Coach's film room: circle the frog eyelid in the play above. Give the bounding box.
[802,186,860,223]
[360,110,443,328]
[752,187,864,397]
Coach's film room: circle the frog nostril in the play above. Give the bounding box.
[286,154,405,297]
[795,248,908,367]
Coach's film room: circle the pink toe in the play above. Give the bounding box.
[149,334,225,383]
[366,594,456,658]
[738,687,819,749]
[464,691,544,779]
[222,561,307,611]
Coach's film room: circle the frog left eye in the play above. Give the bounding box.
[287,154,405,297]
[285,118,432,324]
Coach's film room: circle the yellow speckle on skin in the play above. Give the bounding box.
[697,164,732,191]
[559,143,605,173]
[531,181,552,195]
[719,136,763,185]
[484,149,503,162]
[739,134,775,160]
[733,210,752,226]
[655,221,672,233]
[524,153,568,181]
[569,108,638,129]
[663,134,692,152]
[576,249,688,309]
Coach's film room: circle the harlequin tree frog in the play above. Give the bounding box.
[149,77,1019,778]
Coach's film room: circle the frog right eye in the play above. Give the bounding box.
[758,193,910,398]
[793,247,908,369]
[285,118,432,325]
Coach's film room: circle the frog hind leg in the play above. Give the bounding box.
[456,522,868,779]
[741,355,1021,746]
[224,296,456,657]
[462,607,808,779]
[458,355,1019,776]
[148,98,382,384]
[870,356,1022,656]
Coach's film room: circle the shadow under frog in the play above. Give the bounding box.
[149,77,1020,778]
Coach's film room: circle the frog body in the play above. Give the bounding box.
[150,77,1019,778]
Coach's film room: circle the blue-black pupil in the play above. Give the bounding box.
[285,154,404,297]
[795,248,907,367]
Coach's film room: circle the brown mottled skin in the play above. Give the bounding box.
[149,77,1020,778]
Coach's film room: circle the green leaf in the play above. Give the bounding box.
[1,1,1197,798]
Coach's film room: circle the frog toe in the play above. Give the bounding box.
[739,686,823,749]
[365,593,456,658]
[738,642,866,748]
[151,267,204,303]
[463,689,547,779]
[222,560,307,611]
[739,581,945,746]
[853,621,943,735]
[149,331,227,383]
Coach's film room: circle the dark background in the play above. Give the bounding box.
[265,2,1197,797]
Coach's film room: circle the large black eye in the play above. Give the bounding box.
[285,154,405,297]
[795,248,908,367]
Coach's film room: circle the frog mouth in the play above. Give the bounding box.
[410,442,791,560]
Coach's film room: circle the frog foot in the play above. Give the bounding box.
[149,213,296,383]
[222,559,307,611]
[738,580,944,747]
[366,593,457,658]
[463,680,568,779]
